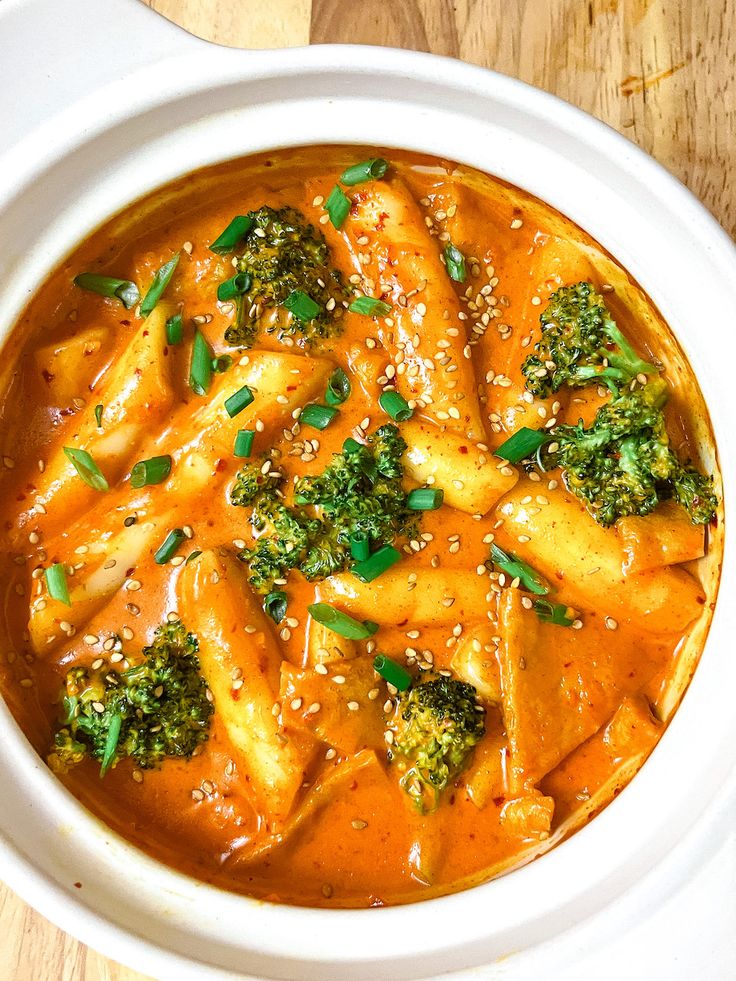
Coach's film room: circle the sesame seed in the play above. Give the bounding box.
[605,616,618,631]
[351,819,368,830]
[347,700,359,711]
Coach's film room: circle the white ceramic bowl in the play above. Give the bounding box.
[0,1,734,978]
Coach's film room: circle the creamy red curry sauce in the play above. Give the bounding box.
[0,147,722,907]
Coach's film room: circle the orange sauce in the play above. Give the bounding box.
[0,147,720,907]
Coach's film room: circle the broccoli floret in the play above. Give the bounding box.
[229,460,283,511]
[522,282,657,397]
[295,424,413,546]
[232,426,416,591]
[390,674,485,813]
[544,378,718,526]
[48,621,212,775]
[224,206,349,348]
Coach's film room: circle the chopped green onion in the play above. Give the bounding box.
[63,447,109,491]
[307,602,379,640]
[373,654,412,691]
[154,528,186,565]
[189,330,213,396]
[490,544,549,596]
[212,354,232,373]
[325,367,351,406]
[324,185,351,229]
[351,544,401,583]
[343,437,364,455]
[209,215,254,254]
[340,158,389,186]
[300,403,339,430]
[533,599,575,627]
[495,427,550,463]
[224,384,254,418]
[140,254,179,317]
[73,273,140,310]
[406,488,444,511]
[444,243,466,283]
[379,390,413,422]
[185,550,202,565]
[349,295,392,317]
[234,430,255,458]
[100,712,122,776]
[166,312,183,345]
[94,404,103,428]
[130,455,172,489]
[264,590,288,624]
[45,562,71,606]
[350,531,370,562]
[217,271,251,302]
[283,289,321,321]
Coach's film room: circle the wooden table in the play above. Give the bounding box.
[1,1,732,978]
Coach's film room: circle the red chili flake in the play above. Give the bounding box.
[214,458,227,473]
[125,567,135,577]
[120,320,131,326]
[286,384,297,392]
[459,445,468,455]
[142,330,149,337]
[231,688,241,701]
[135,368,143,377]
[375,211,389,231]
[74,882,82,889]
[41,369,55,384]
[492,796,505,807]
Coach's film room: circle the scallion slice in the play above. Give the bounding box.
[210,215,254,254]
[185,550,202,565]
[73,273,140,310]
[264,590,288,624]
[343,437,364,455]
[490,544,549,596]
[63,447,109,491]
[234,429,255,458]
[373,653,412,692]
[351,544,401,583]
[94,404,103,428]
[140,254,179,317]
[324,185,351,229]
[325,367,351,406]
[130,454,172,489]
[45,562,71,606]
[349,295,392,317]
[340,158,389,186]
[307,602,379,640]
[379,390,413,422]
[349,531,370,562]
[166,312,184,345]
[217,271,251,303]
[444,242,466,283]
[154,528,186,565]
[495,427,550,463]
[533,599,575,627]
[189,330,213,396]
[406,488,444,511]
[300,403,339,430]
[224,384,254,418]
[100,712,122,776]
[283,289,321,322]
[212,354,233,374]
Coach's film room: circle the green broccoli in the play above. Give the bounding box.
[48,620,212,775]
[390,674,485,813]
[522,281,657,397]
[223,206,349,348]
[231,426,416,591]
[543,377,718,525]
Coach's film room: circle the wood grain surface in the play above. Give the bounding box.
[2,1,733,979]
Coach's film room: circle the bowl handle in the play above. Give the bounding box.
[0,0,202,151]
